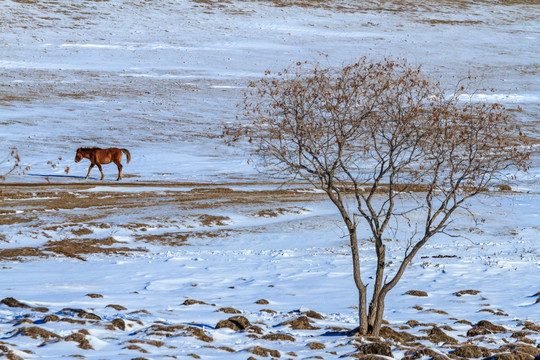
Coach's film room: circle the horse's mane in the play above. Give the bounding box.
[78,147,102,151]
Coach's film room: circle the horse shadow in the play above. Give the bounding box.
[27,173,100,181]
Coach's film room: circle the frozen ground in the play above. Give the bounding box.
[1,183,539,359]
[1,0,539,359]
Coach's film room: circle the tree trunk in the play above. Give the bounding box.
[349,227,368,335]
[367,292,386,336]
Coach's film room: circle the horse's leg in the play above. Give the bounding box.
[115,161,123,181]
[97,163,104,180]
[86,164,94,179]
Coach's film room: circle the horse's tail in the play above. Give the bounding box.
[121,149,131,164]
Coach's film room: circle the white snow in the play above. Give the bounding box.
[1,0,539,358]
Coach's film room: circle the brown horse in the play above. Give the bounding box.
[75,147,131,181]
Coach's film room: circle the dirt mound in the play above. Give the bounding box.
[378,326,418,343]
[498,344,540,358]
[64,332,93,350]
[59,308,101,321]
[467,320,507,337]
[521,321,540,332]
[353,342,393,357]
[1,297,48,313]
[403,347,449,360]
[217,307,241,314]
[405,290,428,297]
[14,326,60,341]
[216,316,251,331]
[424,326,458,345]
[280,316,320,330]
[143,324,213,342]
[305,310,324,319]
[308,341,325,350]
[452,344,492,358]
[183,299,209,306]
[454,289,481,297]
[262,333,296,342]
[247,345,280,358]
[111,318,126,331]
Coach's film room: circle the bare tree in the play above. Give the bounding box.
[230,58,530,336]
[1,148,22,181]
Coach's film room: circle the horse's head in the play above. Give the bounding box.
[74,148,83,163]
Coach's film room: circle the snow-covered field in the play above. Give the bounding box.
[1,0,539,359]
